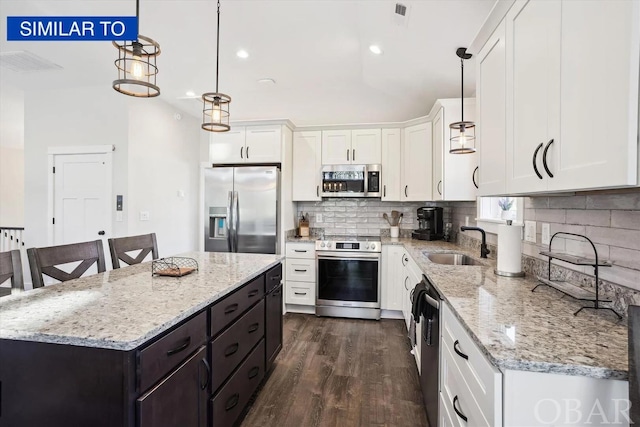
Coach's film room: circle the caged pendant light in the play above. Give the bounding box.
[112,0,161,97]
[202,0,231,132]
[449,47,475,154]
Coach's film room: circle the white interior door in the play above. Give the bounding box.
[53,153,111,247]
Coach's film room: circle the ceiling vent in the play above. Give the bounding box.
[0,51,63,73]
[393,3,410,27]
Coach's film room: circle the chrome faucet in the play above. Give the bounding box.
[460,226,490,259]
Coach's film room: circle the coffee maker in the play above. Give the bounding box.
[412,207,444,240]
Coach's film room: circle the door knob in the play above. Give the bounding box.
[98,231,105,235]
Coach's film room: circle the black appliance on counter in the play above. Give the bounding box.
[412,207,444,240]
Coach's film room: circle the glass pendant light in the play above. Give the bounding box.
[449,47,475,154]
[112,0,161,97]
[202,0,231,132]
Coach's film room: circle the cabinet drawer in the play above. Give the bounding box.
[210,274,265,337]
[138,311,207,393]
[137,346,208,427]
[211,339,265,427]
[210,300,265,394]
[285,243,315,259]
[265,263,283,293]
[442,303,501,424]
[285,281,315,306]
[441,343,490,427]
[286,259,316,282]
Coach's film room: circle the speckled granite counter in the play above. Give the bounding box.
[0,252,283,351]
[286,236,628,380]
[384,237,628,380]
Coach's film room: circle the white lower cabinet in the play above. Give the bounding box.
[284,242,316,308]
[381,246,404,311]
[441,302,502,426]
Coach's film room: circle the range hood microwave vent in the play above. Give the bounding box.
[0,51,63,73]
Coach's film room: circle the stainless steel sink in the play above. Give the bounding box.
[426,253,484,266]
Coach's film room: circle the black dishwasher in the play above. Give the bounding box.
[420,275,441,427]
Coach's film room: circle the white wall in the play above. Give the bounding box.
[24,85,129,250]
[127,101,200,256]
[0,84,25,227]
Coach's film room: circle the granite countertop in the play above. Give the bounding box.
[286,236,628,380]
[0,252,283,351]
[389,237,628,381]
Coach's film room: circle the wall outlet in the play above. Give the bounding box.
[115,211,123,222]
[465,216,470,226]
[139,211,150,221]
[541,223,551,245]
[316,213,323,223]
[524,220,536,243]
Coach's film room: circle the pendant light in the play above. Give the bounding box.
[449,47,475,154]
[112,0,161,97]
[202,0,231,132]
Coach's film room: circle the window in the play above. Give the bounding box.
[476,197,524,234]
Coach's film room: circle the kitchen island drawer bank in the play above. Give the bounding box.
[0,252,283,427]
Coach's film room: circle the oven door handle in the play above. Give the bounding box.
[317,253,380,261]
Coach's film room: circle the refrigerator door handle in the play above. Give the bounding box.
[227,191,233,252]
[233,190,240,253]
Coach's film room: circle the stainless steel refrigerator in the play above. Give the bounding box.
[204,166,280,254]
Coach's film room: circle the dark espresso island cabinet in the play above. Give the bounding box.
[0,252,283,427]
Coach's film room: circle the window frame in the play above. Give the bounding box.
[475,196,524,235]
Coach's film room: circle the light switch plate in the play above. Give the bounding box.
[139,211,150,221]
[541,223,550,245]
[524,220,536,243]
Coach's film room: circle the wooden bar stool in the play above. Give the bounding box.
[0,250,24,296]
[27,240,106,288]
[108,233,159,269]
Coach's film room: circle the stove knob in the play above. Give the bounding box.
[370,243,376,251]
[365,243,370,250]
[321,242,326,248]
[327,242,332,248]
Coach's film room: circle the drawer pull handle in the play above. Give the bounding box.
[271,275,281,281]
[248,289,259,298]
[166,337,191,356]
[453,340,469,360]
[294,269,307,272]
[224,303,239,315]
[224,343,239,357]
[294,292,307,296]
[248,366,260,379]
[248,323,260,333]
[294,249,307,253]
[273,290,281,296]
[453,395,468,422]
[199,358,211,390]
[225,393,240,411]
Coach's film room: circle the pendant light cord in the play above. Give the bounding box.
[460,57,464,123]
[215,0,221,93]
[135,0,140,42]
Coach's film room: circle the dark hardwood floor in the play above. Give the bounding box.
[241,313,429,427]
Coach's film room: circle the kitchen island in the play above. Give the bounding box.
[0,251,284,427]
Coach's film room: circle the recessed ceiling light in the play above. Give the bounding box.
[236,50,249,59]
[369,45,383,55]
[257,78,276,85]
[185,90,196,97]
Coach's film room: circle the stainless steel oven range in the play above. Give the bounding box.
[315,236,381,320]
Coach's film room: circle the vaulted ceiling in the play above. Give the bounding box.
[0,0,494,125]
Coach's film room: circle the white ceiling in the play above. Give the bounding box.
[0,0,494,126]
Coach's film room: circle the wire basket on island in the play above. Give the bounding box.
[152,257,199,277]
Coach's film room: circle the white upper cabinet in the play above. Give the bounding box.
[209,127,245,164]
[431,99,478,201]
[402,122,432,201]
[292,131,322,201]
[476,20,507,196]
[209,125,282,164]
[475,0,640,195]
[550,0,639,191]
[505,0,561,194]
[321,129,381,165]
[381,129,401,201]
[351,129,382,164]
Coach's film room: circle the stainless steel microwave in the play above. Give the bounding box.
[321,164,381,198]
